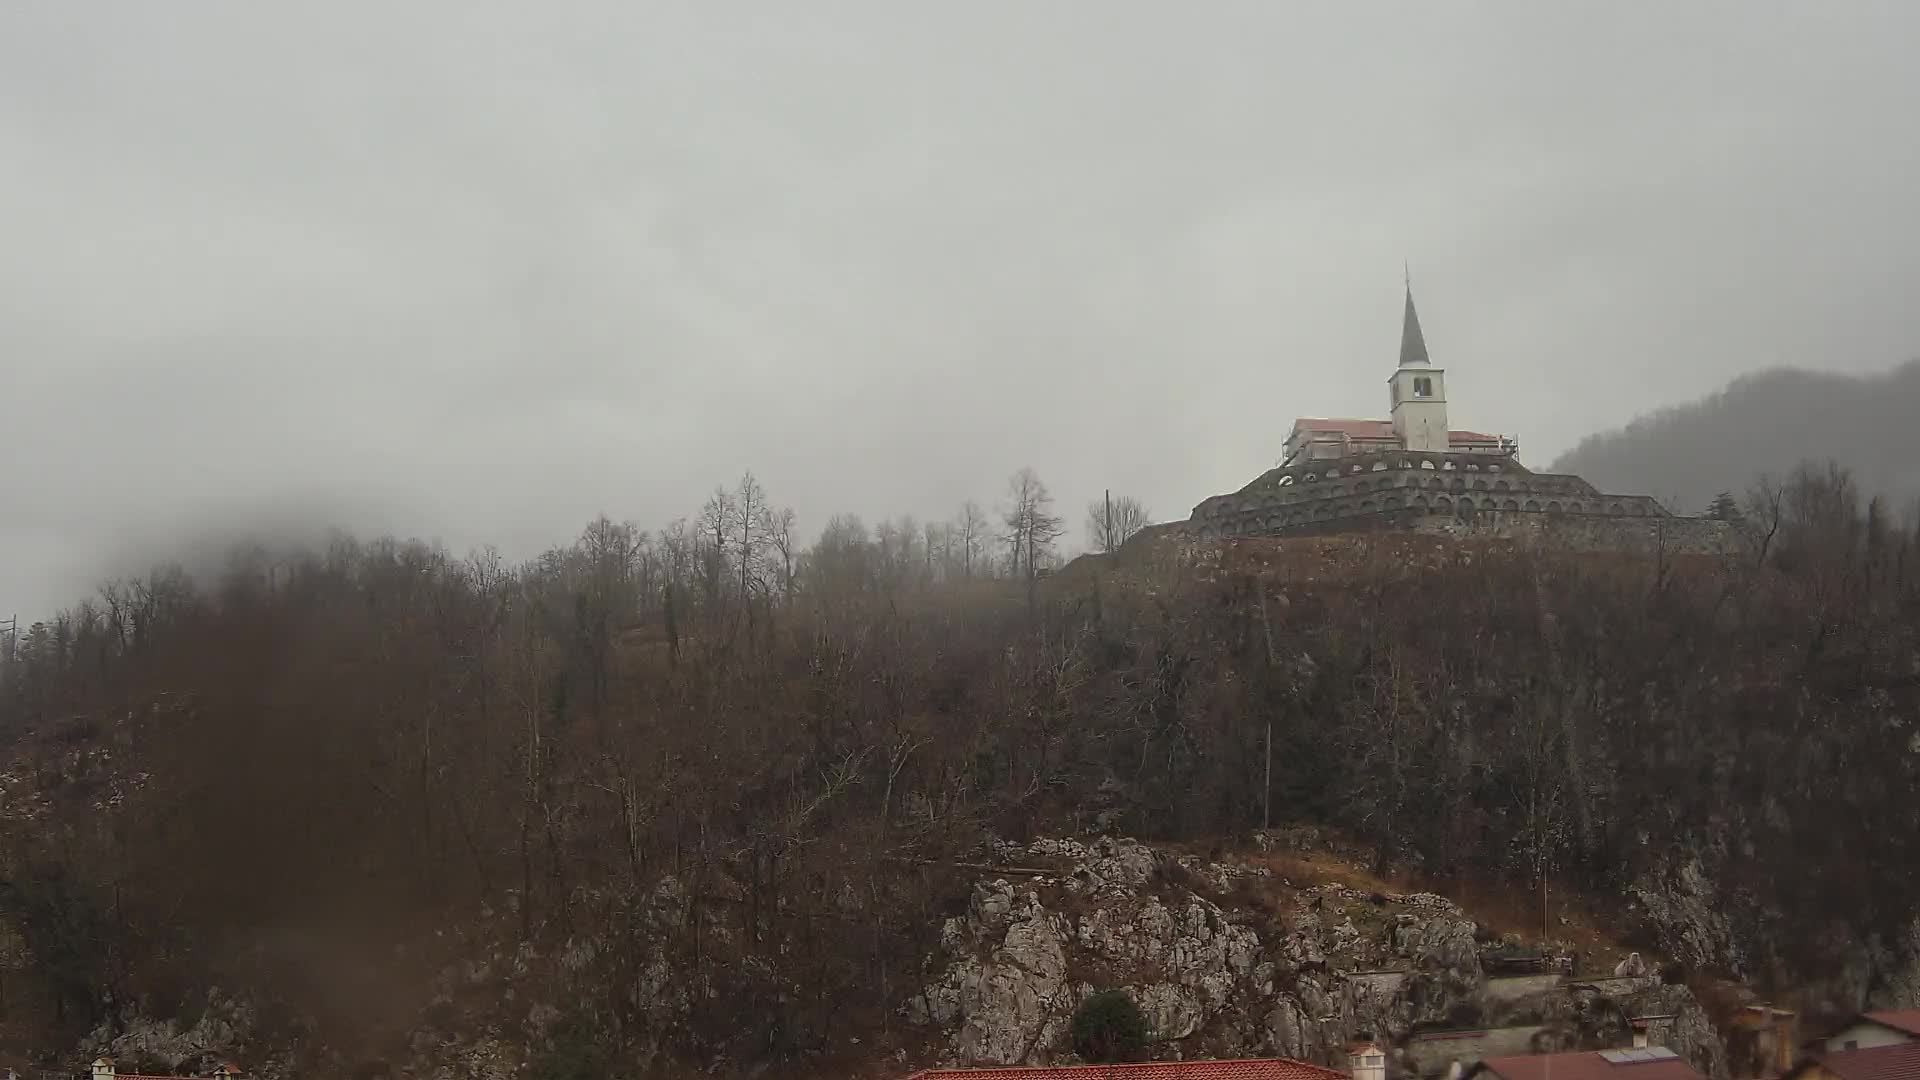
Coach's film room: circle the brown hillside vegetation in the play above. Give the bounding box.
[2,461,1918,1076]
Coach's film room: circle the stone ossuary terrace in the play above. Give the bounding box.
[1170,281,1731,552]
[1187,448,1667,541]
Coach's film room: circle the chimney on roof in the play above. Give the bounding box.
[1350,1042,1387,1080]
[1633,1015,1677,1051]
[92,1059,115,1080]
[1772,1009,1796,1078]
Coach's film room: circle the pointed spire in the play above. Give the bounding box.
[1399,277,1431,368]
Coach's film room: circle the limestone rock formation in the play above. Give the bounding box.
[909,836,1742,1078]
[915,878,1081,1065]
[912,837,1566,1068]
[1630,858,1749,978]
[86,989,255,1074]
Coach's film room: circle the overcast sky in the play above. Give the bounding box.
[4,2,1919,619]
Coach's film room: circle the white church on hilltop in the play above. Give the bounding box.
[1157,283,1737,552]
[1281,286,1518,465]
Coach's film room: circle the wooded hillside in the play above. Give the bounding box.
[2,462,1918,1075]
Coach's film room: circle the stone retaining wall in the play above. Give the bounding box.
[1409,510,1742,556]
[1483,972,1566,1005]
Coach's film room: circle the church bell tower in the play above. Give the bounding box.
[1388,284,1449,452]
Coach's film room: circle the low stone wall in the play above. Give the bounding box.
[1172,446,1757,558]
[1483,972,1566,1006]
[1569,975,1668,998]
[1213,504,1742,556]
[1408,510,1742,556]
[1345,968,1411,998]
[1405,1025,1563,1077]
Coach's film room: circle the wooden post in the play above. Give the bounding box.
[1257,582,1277,833]
[1264,721,1272,831]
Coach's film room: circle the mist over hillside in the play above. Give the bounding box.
[1550,361,1920,513]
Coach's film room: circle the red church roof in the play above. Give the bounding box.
[1291,418,1397,440]
[904,1058,1347,1080]
[1288,417,1505,445]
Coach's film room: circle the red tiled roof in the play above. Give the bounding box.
[1480,1050,1706,1080]
[904,1058,1347,1080]
[1292,418,1398,439]
[1865,1012,1920,1038]
[1817,1042,1920,1080]
[1289,418,1506,445]
[88,1063,239,1080]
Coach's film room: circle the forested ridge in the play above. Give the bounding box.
[1550,361,1920,513]
[3,462,1920,1076]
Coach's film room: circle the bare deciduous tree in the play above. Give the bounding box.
[806,513,874,603]
[1002,467,1064,584]
[955,501,989,581]
[923,521,945,586]
[697,487,734,609]
[1744,474,1786,566]
[731,472,771,615]
[1084,493,1151,553]
[765,506,798,606]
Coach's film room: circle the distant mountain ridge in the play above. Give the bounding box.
[1550,360,1920,514]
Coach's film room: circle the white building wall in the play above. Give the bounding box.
[1390,367,1449,452]
[1825,1022,1915,1053]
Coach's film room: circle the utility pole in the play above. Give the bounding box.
[0,614,16,690]
[1264,721,1272,831]
[1256,584,1277,833]
[1104,489,1112,552]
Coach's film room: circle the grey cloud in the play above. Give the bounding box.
[3,1,1919,618]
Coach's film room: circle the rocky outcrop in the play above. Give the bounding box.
[1630,857,1750,979]
[1545,980,1726,1080]
[1630,855,1920,1024]
[86,990,254,1074]
[909,837,1646,1070]
[915,880,1080,1064]
[1873,918,1920,1009]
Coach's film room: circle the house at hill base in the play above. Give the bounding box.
[1162,284,1739,555]
[1817,1010,1920,1055]
[1402,1006,1698,1080]
[1783,1037,1920,1080]
[86,1060,243,1080]
[1720,1006,1800,1079]
[1468,1047,1708,1080]
[901,1043,1381,1080]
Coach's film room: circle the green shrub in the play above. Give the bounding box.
[528,1012,613,1080]
[1072,990,1148,1063]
